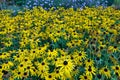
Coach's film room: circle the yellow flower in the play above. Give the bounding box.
[47,49,58,58]
[9,76,15,80]
[25,65,36,76]
[0,66,4,79]
[35,60,49,77]
[19,41,27,48]
[22,71,29,79]
[109,55,118,64]
[99,67,111,78]
[12,69,23,79]
[99,44,106,50]
[69,54,82,66]
[113,46,119,52]
[85,66,96,78]
[71,66,79,77]
[29,48,40,60]
[55,57,74,79]
[74,51,87,61]
[79,73,92,80]
[29,39,38,49]
[21,57,32,65]
[63,69,72,79]
[2,61,13,70]
[53,68,63,79]
[0,52,10,59]
[4,41,12,47]
[6,26,15,33]
[84,59,94,67]
[111,65,120,77]
[44,73,56,80]
[17,63,26,72]
[13,54,24,62]
[107,46,114,54]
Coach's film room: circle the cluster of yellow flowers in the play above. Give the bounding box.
[0,6,120,80]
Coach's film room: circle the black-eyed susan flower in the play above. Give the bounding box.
[22,71,29,79]
[99,66,111,78]
[53,69,63,79]
[22,57,32,65]
[44,73,56,80]
[74,51,87,61]
[79,73,92,80]
[19,41,27,48]
[109,55,118,64]
[26,65,36,76]
[9,75,14,80]
[56,57,74,79]
[47,49,58,58]
[113,45,119,52]
[56,57,74,71]
[69,54,82,66]
[71,65,80,77]
[35,60,49,77]
[107,46,115,54]
[17,63,25,72]
[0,66,4,79]
[12,69,23,79]
[0,65,3,71]
[111,65,120,77]
[4,41,12,47]
[2,61,14,70]
[13,54,24,62]
[84,59,94,67]
[99,44,106,50]
[0,52,10,59]
[85,66,96,78]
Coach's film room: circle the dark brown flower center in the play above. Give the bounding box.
[2,70,8,75]
[71,56,74,59]
[24,72,27,75]
[17,55,19,58]
[42,62,45,65]
[88,68,92,72]
[114,46,117,49]
[100,46,103,49]
[20,64,23,67]
[79,53,82,56]
[55,59,57,61]
[115,72,118,76]
[56,71,59,73]
[48,75,52,78]
[63,61,68,65]
[104,68,108,72]
[116,67,119,70]
[33,51,35,53]
[24,59,28,62]
[27,66,30,69]
[18,72,21,74]
[0,66,2,69]
[84,76,87,79]
[88,59,90,62]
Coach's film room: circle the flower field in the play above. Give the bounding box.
[0,6,120,80]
